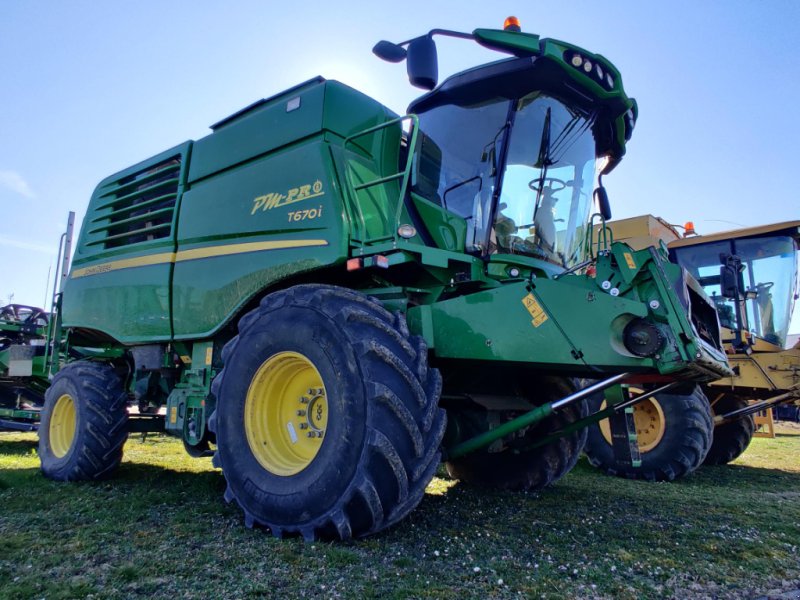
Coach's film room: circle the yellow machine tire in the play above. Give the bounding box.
[584,385,713,481]
[703,392,755,465]
[208,284,445,541]
[39,361,128,481]
[445,378,588,491]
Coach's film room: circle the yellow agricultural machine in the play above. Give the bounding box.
[584,215,800,479]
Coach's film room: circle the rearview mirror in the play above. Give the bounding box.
[373,40,407,63]
[719,253,743,299]
[720,265,739,298]
[407,36,438,90]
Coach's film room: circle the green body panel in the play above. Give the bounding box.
[409,192,467,252]
[187,81,326,185]
[172,141,343,338]
[62,143,192,342]
[408,277,651,371]
[405,241,728,380]
[64,265,174,342]
[62,80,400,343]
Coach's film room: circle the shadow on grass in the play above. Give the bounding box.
[0,459,224,499]
[0,436,38,455]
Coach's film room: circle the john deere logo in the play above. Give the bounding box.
[251,180,324,214]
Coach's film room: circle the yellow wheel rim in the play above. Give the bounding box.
[244,351,328,476]
[599,396,666,453]
[50,393,77,458]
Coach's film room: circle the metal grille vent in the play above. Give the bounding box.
[88,156,181,249]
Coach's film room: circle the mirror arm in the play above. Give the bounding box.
[397,29,475,46]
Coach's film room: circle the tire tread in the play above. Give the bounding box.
[209,284,444,540]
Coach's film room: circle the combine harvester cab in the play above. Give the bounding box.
[584,216,799,479]
[38,19,730,540]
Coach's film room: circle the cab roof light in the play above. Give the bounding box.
[503,16,521,32]
[565,51,616,91]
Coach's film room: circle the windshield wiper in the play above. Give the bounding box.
[535,107,552,170]
[532,107,553,220]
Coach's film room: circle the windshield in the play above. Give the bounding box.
[672,235,798,347]
[413,94,599,269]
[495,94,596,268]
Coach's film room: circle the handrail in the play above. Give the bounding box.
[587,212,613,258]
[343,114,420,248]
[42,211,74,376]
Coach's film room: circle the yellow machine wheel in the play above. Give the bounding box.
[49,393,77,458]
[598,396,666,453]
[39,361,128,481]
[583,385,713,481]
[245,351,328,476]
[209,284,446,541]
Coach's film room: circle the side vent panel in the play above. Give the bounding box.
[88,156,182,250]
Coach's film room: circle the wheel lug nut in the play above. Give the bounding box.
[316,431,324,438]
[299,423,308,430]
[297,410,306,416]
[300,397,310,404]
[307,431,315,438]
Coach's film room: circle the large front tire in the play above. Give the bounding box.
[584,386,713,481]
[703,392,755,465]
[445,378,588,491]
[39,361,128,481]
[209,285,445,541]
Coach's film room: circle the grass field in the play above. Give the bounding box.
[1,426,799,599]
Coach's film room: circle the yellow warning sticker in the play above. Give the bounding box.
[623,252,637,270]
[522,293,549,328]
[169,406,178,424]
[205,347,213,366]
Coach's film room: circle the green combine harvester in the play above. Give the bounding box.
[0,305,51,431]
[24,18,732,540]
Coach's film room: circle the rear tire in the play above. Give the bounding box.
[209,284,445,540]
[445,378,587,491]
[703,392,755,465]
[584,385,712,481]
[39,361,128,481]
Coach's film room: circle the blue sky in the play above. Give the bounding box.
[1,1,798,334]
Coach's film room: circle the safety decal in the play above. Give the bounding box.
[623,252,637,270]
[522,293,549,328]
